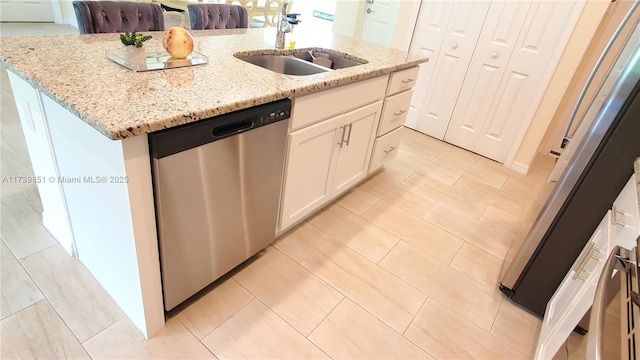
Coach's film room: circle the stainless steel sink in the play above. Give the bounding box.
[234,49,368,75]
[292,50,368,70]
[236,54,329,75]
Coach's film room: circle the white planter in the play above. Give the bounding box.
[122,45,147,65]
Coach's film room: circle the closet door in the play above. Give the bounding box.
[443,0,532,151]
[410,1,491,139]
[449,0,580,162]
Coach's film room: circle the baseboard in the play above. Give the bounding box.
[510,161,529,175]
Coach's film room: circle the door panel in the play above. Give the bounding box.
[406,1,454,129]
[474,0,579,162]
[413,1,491,139]
[361,0,401,47]
[445,0,532,151]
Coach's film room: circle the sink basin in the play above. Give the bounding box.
[292,50,368,70]
[234,49,368,75]
[236,54,329,75]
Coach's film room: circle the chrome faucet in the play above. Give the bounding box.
[275,2,291,49]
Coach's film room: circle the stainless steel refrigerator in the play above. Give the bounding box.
[499,1,640,322]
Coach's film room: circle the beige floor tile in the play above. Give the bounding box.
[21,244,124,342]
[405,298,526,359]
[1,187,56,259]
[490,299,542,358]
[398,129,442,160]
[335,186,380,215]
[2,124,32,167]
[83,316,215,359]
[362,200,463,264]
[302,240,426,333]
[402,172,489,219]
[309,298,431,359]
[274,222,331,263]
[453,175,536,216]
[423,202,514,259]
[202,298,329,359]
[1,300,90,359]
[480,204,525,235]
[0,143,35,194]
[376,159,416,183]
[360,170,437,218]
[175,277,254,340]
[309,203,399,263]
[432,152,509,189]
[380,241,502,331]
[450,242,504,289]
[232,246,343,335]
[394,148,462,186]
[0,239,44,319]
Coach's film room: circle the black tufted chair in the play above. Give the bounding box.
[187,4,249,30]
[73,1,165,34]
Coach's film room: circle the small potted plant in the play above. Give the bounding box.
[120,31,152,64]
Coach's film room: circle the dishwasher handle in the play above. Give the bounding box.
[211,119,255,139]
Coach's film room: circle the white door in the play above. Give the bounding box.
[405,1,454,129]
[331,101,381,197]
[360,0,401,47]
[447,0,580,162]
[443,0,532,150]
[0,1,54,22]
[279,116,342,230]
[411,1,491,139]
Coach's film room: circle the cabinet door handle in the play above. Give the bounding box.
[384,146,396,154]
[344,123,353,146]
[572,242,596,281]
[612,206,625,226]
[337,125,347,148]
[393,109,406,117]
[401,78,415,85]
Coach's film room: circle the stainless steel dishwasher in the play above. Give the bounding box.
[149,99,291,311]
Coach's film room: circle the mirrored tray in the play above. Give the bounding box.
[106,50,208,72]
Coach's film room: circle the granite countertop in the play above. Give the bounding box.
[0,28,428,140]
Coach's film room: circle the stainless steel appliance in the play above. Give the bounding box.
[588,237,640,359]
[500,2,640,319]
[149,99,291,311]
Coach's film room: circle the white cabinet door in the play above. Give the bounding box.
[280,116,342,230]
[331,101,381,197]
[443,0,532,151]
[412,1,491,139]
[465,0,580,162]
[535,211,612,360]
[611,174,640,250]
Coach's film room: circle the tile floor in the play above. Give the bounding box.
[0,23,568,360]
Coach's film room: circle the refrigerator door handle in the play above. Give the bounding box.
[612,205,626,226]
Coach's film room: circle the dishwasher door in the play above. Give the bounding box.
[149,101,290,310]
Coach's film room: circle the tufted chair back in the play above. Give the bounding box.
[73,1,165,34]
[187,4,249,30]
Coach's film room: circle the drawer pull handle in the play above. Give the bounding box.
[401,78,415,85]
[344,123,353,147]
[337,125,347,148]
[393,110,407,117]
[572,242,597,281]
[384,146,397,154]
[612,206,625,226]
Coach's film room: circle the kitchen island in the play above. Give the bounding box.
[0,27,427,338]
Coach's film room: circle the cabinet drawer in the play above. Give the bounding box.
[291,75,387,131]
[611,174,639,250]
[386,67,419,96]
[378,89,413,136]
[369,126,403,172]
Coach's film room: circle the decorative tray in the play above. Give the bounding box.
[105,50,208,72]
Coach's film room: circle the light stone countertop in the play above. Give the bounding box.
[0,28,428,140]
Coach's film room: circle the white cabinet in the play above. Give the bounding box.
[535,173,640,359]
[407,0,583,163]
[6,72,75,256]
[369,66,419,173]
[280,94,383,231]
[535,211,610,360]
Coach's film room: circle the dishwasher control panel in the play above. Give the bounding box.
[258,108,290,125]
